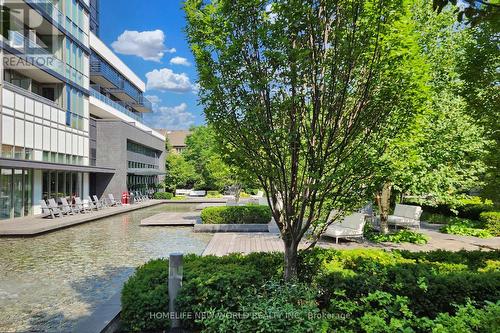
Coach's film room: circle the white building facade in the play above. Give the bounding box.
[0,0,165,220]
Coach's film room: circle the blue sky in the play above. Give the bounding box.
[99,0,203,129]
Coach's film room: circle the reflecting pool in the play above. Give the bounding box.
[0,204,211,332]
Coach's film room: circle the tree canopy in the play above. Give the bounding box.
[185,0,428,279]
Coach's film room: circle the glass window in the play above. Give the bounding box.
[0,169,12,219]
[13,169,23,218]
[1,145,13,158]
[24,169,32,216]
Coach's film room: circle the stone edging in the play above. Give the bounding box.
[193,224,270,233]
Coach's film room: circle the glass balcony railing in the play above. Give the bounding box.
[90,88,144,123]
[26,0,89,47]
[6,30,65,77]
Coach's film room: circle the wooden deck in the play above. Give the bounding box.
[140,211,201,226]
[202,233,304,256]
[0,200,163,237]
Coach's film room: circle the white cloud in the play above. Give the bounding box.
[144,102,195,130]
[145,94,161,106]
[169,56,191,66]
[146,68,194,92]
[166,48,177,53]
[111,30,169,62]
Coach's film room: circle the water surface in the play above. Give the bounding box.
[0,204,211,332]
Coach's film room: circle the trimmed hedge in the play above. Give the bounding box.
[200,205,272,224]
[404,196,494,220]
[121,249,500,332]
[153,191,174,200]
[480,211,500,237]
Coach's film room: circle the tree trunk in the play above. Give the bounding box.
[283,238,298,281]
[376,182,392,235]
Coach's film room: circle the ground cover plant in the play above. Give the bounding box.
[121,249,500,332]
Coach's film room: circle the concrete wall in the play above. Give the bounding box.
[94,119,165,197]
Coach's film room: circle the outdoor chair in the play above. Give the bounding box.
[387,204,422,229]
[134,191,144,203]
[87,196,100,211]
[40,200,62,218]
[93,195,108,208]
[74,197,92,213]
[108,194,123,207]
[59,197,76,215]
[323,211,367,244]
[48,198,70,217]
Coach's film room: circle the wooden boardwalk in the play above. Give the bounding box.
[203,233,306,256]
[140,211,201,226]
[0,200,162,236]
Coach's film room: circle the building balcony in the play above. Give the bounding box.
[89,87,143,123]
[25,0,89,47]
[131,96,153,113]
[90,58,122,89]
[2,30,65,78]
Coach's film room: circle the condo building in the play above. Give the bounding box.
[0,0,166,220]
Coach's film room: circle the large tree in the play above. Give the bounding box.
[185,0,427,280]
[374,1,491,233]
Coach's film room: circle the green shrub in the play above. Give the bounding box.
[152,191,173,200]
[440,218,493,238]
[421,212,455,224]
[366,229,429,244]
[122,249,500,332]
[201,281,327,333]
[121,259,169,332]
[405,196,494,220]
[200,205,272,224]
[206,190,223,198]
[171,195,186,200]
[480,211,500,237]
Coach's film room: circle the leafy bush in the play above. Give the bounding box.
[201,281,326,333]
[122,249,500,332]
[421,212,456,224]
[405,196,493,220]
[206,190,223,198]
[479,211,500,236]
[171,195,187,200]
[152,191,173,200]
[200,205,272,224]
[440,218,493,238]
[121,259,169,332]
[366,229,429,244]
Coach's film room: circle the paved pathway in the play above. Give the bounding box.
[0,200,163,236]
[140,211,201,226]
[202,224,500,256]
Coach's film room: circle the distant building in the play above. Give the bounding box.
[156,130,191,154]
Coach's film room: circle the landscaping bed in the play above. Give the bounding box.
[121,249,500,332]
[200,205,272,225]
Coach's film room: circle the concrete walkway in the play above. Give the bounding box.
[140,211,201,226]
[0,200,163,237]
[202,224,500,256]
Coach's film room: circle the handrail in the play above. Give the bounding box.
[90,88,144,123]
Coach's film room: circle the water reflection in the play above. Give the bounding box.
[0,204,211,332]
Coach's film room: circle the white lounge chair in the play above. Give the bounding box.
[108,194,123,206]
[87,196,100,211]
[74,197,92,213]
[93,195,108,208]
[59,197,76,215]
[323,211,366,244]
[40,200,62,218]
[387,204,422,229]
